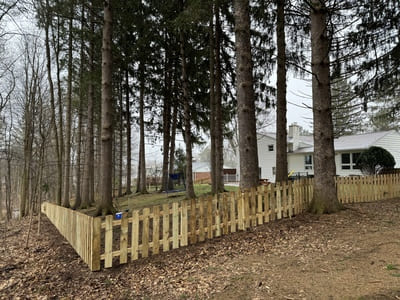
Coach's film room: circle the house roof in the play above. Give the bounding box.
[292,130,395,154]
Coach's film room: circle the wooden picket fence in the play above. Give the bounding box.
[41,202,101,270]
[41,174,400,271]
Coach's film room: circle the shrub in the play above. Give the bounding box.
[356,146,395,175]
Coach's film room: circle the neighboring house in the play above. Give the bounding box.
[192,161,237,183]
[237,123,400,183]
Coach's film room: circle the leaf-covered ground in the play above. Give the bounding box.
[2,199,400,299]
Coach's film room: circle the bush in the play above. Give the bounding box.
[356,146,395,175]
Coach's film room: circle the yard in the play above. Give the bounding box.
[80,184,239,216]
[2,198,400,299]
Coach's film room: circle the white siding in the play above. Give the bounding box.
[288,154,314,176]
[373,131,400,168]
[257,136,276,181]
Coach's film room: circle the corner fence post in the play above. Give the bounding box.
[90,217,101,271]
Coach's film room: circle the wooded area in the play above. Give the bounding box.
[0,0,399,220]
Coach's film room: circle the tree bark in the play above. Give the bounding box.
[72,1,85,210]
[161,98,171,191]
[81,3,95,209]
[275,0,288,183]
[125,69,132,195]
[179,30,195,199]
[209,7,217,193]
[234,0,259,189]
[43,0,62,206]
[62,1,74,208]
[53,9,64,201]
[168,102,178,190]
[309,0,341,214]
[96,0,115,216]
[214,4,224,193]
[137,67,147,194]
[161,36,172,192]
[118,80,123,197]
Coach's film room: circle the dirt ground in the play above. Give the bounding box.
[1,199,400,300]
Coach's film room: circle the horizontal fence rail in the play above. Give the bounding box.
[41,174,400,271]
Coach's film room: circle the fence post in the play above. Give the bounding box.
[90,217,101,271]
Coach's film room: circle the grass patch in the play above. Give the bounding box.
[81,184,239,216]
[386,264,398,271]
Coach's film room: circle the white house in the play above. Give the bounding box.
[237,123,400,182]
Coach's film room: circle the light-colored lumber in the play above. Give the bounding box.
[131,210,139,260]
[207,197,213,239]
[190,198,197,244]
[142,207,150,258]
[120,212,129,264]
[199,198,205,241]
[104,215,113,268]
[153,206,160,255]
[230,192,236,233]
[181,200,188,247]
[162,203,170,252]
[172,202,179,249]
[215,195,221,237]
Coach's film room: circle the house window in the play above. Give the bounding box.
[268,144,274,151]
[341,152,361,170]
[272,167,276,175]
[341,153,351,169]
[352,152,361,169]
[304,155,313,170]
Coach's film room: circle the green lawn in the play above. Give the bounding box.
[79,184,239,216]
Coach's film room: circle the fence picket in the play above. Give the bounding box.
[120,212,128,264]
[190,198,197,244]
[207,197,213,239]
[104,215,113,268]
[172,202,179,249]
[142,208,150,258]
[199,198,205,241]
[181,201,188,247]
[153,206,160,255]
[131,210,139,260]
[230,192,236,232]
[162,204,170,252]
[215,196,221,237]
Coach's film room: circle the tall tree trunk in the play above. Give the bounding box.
[214,3,224,193]
[125,69,132,194]
[234,0,259,189]
[5,158,12,220]
[96,0,114,216]
[81,4,95,209]
[43,0,62,205]
[72,1,85,210]
[309,0,340,214]
[275,0,288,183]
[168,102,178,190]
[137,67,147,194]
[161,38,172,192]
[118,81,123,197]
[54,10,64,198]
[179,30,195,199]
[209,6,217,193]
[62,3,74,208]
[21,98,34,218]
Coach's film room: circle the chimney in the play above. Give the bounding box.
[288,123,300,151]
